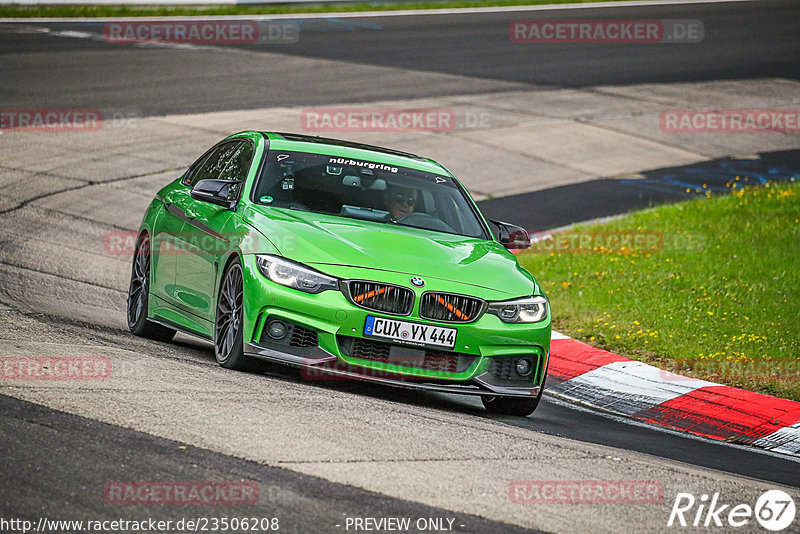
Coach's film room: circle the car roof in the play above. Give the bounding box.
[257,131,451,177]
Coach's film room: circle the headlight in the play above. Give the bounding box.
[487,295,548,323]
[256,255,339,294]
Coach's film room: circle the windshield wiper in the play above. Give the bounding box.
[339,205,392,223]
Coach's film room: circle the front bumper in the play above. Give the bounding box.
[244,340,543,397]
[240,254,551,397]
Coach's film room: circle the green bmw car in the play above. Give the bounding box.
[128,131,551,415]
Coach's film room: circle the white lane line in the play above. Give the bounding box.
[53,30,93,38]
[0,0,762,23]
[548,360,718,416]
[0,24,255,52]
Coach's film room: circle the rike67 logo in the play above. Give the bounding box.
[668,490,796,531]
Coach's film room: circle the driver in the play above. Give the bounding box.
[384,185,418,220]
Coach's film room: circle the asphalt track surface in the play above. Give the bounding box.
[478,149,800,231]
[0,394,538,534]
[2,1,800,532]
[0,0,798,114]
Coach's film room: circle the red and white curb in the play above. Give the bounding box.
[547,332,800,457]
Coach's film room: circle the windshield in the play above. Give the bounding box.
[251,150,487,239]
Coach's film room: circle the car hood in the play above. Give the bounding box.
[243,206,536,298]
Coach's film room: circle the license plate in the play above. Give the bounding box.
[364,316,457,350]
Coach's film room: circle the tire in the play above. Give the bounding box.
[214,259,251,371]
[483,357,550,416]
[481,394,542,416]
[127,233,176,342]
[483,368,548,416]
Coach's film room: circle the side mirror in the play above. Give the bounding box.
[490,219,531,250]
[190,179,238,209]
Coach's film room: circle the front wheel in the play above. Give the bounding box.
[483,359,549,416]
[214,260,250,371]
[482,394,542,416]
[127,233,175,342]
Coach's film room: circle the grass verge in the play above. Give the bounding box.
[0,0,652,18]
[518,181,800,401]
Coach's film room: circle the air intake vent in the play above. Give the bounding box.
[489,357,517,380]
[290,325,318,348]
[420,292,485,323]
[351,337,391,363]
[345,280,414,315]
[344,337,464,373]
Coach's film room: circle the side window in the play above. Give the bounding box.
[181,144,228,187]
[180,149,214,187]
[217,142,254,183]
[182,141,255,188]
[190,142,243,184]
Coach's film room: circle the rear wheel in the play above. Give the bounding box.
[214,260,250,371]
[127,233,175,342]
